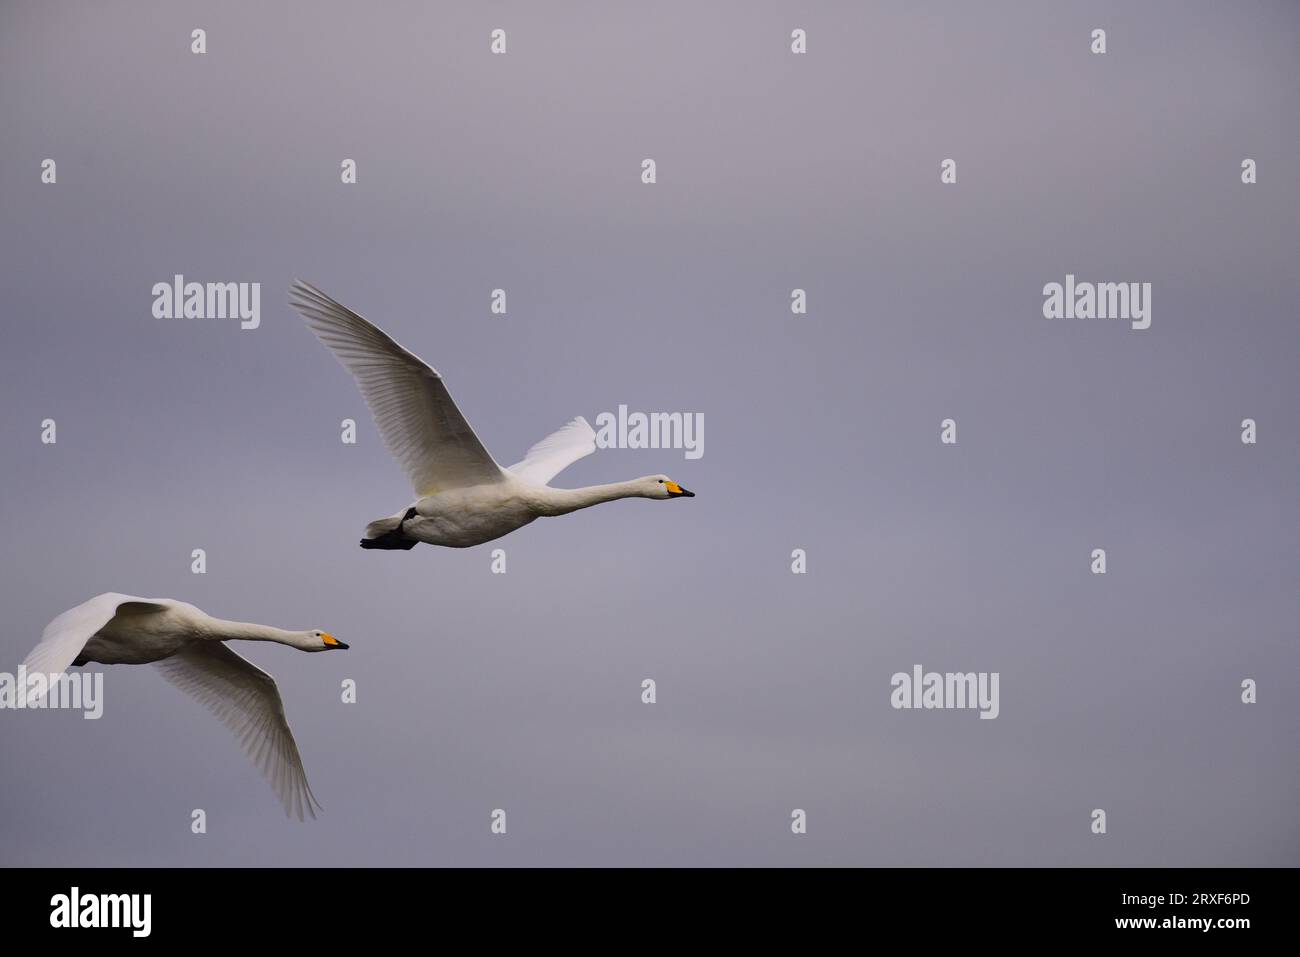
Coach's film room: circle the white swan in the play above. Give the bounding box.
[20,593,346,820]
[288,281,695,550]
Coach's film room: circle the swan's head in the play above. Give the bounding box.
[307,630,349,652]
[645,475,695,500]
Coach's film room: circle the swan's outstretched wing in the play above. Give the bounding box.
[154,642,321,821]
[289,280,504,496]
[508,416,597,486]
[20,593,167,704]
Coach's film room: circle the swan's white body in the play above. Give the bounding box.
[20,593,345,820]
[375,475,688,549]
[288,282,694,550]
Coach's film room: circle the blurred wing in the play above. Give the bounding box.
[507,416,597,486]
[20,593,166,703]
[154,642,321,821]
[289,280,504,495]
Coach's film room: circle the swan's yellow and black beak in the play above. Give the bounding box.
[664,481,695,498]
[322,633,349,650]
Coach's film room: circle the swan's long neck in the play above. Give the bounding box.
[202,617,303,646]
[536,480,647,516]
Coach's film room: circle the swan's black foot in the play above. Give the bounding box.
[359,507,420,549]
[360,533,417,550]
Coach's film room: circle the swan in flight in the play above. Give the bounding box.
[288,281,695,550]
[20,593,346,820]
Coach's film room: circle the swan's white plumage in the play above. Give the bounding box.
[20,592,165,693]
[289,280,503,496]
[288,282,695,548]
[154,642,321,821]
[508,416,597,486]
[19,593,330,821]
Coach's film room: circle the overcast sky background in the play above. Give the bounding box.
[1,1,1296,866]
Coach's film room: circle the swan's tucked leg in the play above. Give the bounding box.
[360,507,418,550]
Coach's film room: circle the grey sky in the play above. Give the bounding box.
[0,1,1296,866]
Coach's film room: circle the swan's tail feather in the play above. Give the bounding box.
[360,510,418,550]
